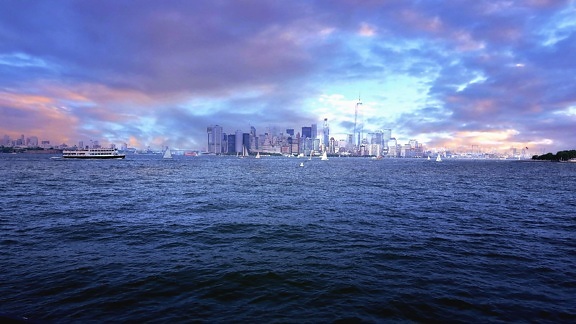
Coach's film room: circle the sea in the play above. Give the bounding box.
[1,154,575,323]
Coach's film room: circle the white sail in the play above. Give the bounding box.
[255,152,261,159]
[163,147,173,159]
[321,151,328,160]
[436,154,442,162]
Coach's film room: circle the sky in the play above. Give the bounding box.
[1,0,575,153]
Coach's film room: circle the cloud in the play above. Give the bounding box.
[0,0,574,152]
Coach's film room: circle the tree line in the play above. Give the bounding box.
[532,150,576,161]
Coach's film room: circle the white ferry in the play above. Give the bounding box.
[62,148,126,159]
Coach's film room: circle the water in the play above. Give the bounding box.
[1,154,575,323]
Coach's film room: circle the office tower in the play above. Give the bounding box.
[345,134,353,152]
[369,131,383,145]
[207,125,223,154]
[286,128,294,136]
[388,138,398,157]
[311,124,317,139]
[250,126,258,151]
[227,134,236,153]
[354,96,362,147]
[221,133,228,154]
[382,129,392,151]
[234,130,243,153]
[382,129,392,142]
[243,133,250,153]
[301,127,312,139]
[323,118,329,149]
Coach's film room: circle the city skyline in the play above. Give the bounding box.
[2,122,535,158]
[1,1,575,153]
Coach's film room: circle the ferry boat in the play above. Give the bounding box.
[62,147,126,159]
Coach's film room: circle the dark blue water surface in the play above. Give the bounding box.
[1,154,575,323]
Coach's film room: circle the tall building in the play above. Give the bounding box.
[286,128,294,136]
[322,118,329,150]
[382,128,392,151]
[221,132,228,153]
[369,131,383,145]
[250,126,258,151]
[301,127,312,139]
[311,124,317,139]
[2,135,10,146]
[235,130,243,153]
[243,133,251,153]
[27,136,38,147]
[227,134,236,153]
[387,138,398,157]
[207,125,223,154]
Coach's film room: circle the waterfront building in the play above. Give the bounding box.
[227,134,236,153]
[250,126,258,151]
[368,144,382,157]
[235,130,243,153]
[221,133,228,154]
[388,138,398,157]
[207,125,223,154]
[243,133,250,153]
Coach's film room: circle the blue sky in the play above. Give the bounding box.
[1,0,575,152]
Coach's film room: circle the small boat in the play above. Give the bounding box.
[62,147,125,159]
[321,151,328,161]
[427,156,431,161]
[436,154,442,162]
[299,162,304,167]
[255,152,261,159]
[163,147,173,159]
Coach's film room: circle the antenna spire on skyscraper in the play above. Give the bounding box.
[354,92,363,148]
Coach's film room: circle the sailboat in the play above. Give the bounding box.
[436,154,442,162]
[239,145,248,158]
[427,156,431,161]
[309,150,313,160]
[255,152,261,159]
[321,151,328,161]
[163,147,173,159]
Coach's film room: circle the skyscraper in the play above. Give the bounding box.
[235,130,243,153]
[301,127,312,139]
[243,133,250,153]
[323,118,329,150]
[207,125,223,154]
[227,134,236,153]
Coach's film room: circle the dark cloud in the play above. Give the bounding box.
[0,0,574,151]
